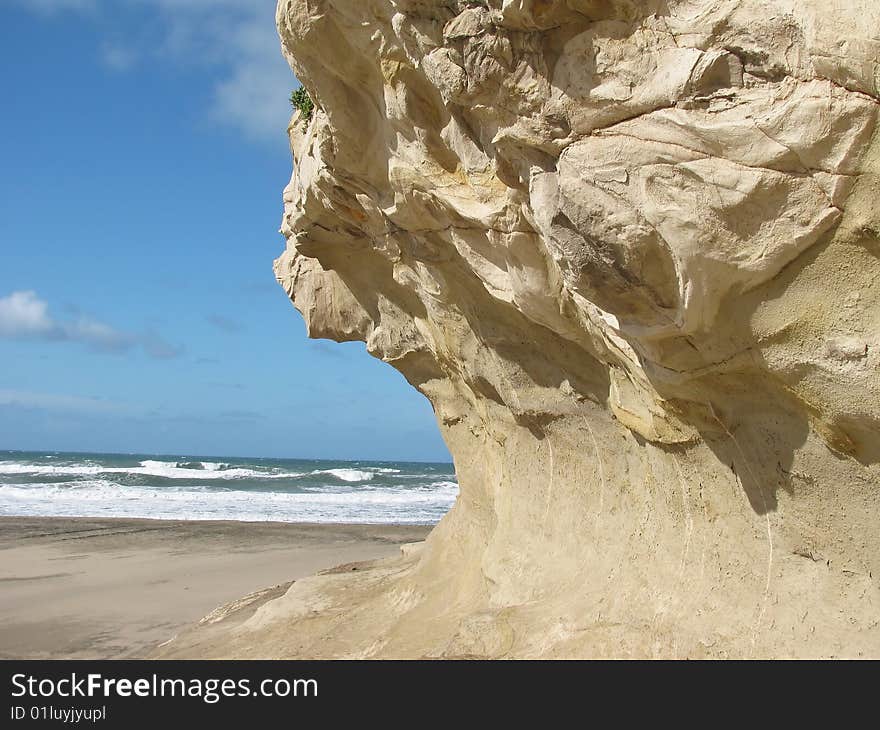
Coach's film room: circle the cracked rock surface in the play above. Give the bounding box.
[162,0,880,658]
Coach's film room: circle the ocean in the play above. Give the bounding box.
[0,450,458,525]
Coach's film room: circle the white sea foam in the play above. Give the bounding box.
[0,479,458,524]
[0,453,458,523]
[310,468,375,482]
[0,460,302,480]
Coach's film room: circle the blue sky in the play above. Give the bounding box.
[0,1,449,462]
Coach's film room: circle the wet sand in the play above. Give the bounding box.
[0,516,430,659]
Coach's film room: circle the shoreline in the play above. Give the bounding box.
[0,514,440,527]
[0,515,431,659]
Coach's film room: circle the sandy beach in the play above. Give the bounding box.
[0,516,430,659]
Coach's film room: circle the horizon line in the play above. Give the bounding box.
[0,447,454,466]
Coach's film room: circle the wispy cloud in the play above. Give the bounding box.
[209,15,294,141]
[0,388,125,414]
[206,313,244,333]
[0,290,181,359]
[310,340,344,360]
[218,409,261,421]
[141,330,185,360]
[15,0,294,141]
[100,43,138,72]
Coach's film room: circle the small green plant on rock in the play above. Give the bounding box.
[290,86,314,130]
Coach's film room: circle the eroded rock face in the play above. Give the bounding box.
[171,0,880,657]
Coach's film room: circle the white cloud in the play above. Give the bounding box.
[211,32,294,141]
[0,291,54,337]
[0,290,180,358]
[144,0,294,140]
[17,0,295,141]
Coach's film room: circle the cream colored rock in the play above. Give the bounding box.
[162,0,880,658]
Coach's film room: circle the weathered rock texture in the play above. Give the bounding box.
[170,0,880,657]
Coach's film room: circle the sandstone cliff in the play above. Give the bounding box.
[165,0,880,658]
